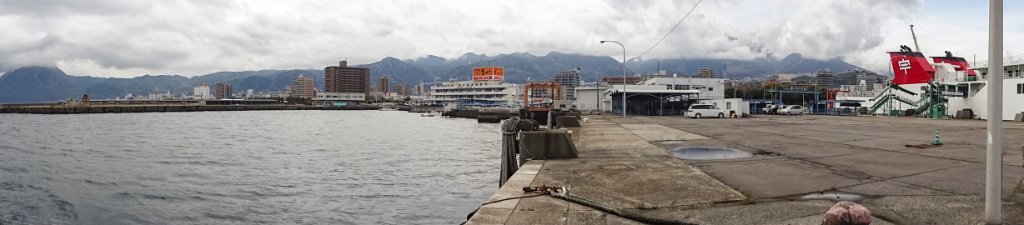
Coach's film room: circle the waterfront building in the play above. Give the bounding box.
[428,80,521,109]
[148,91,173,100]
[312,91,365,106]
[641,77,727,100]
[601,77,726,115]
[414,82,428,96]
[697,68,716,78]
[766,74,799,86]
[574,86,603,112]
[393,83,412,96]
[815,70,835,88]
[856,72,880,85]
[215,82,233,99]
[376,75,390,96]
[554,68,581,101]
[193,82,211,100]
[263,91,289,98]
[290,75,316,99]
[324,60,371,96]
[427,66,520,109]
[600,76,645,85]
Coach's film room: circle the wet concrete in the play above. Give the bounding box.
[467,117,745,225]
[796,190,868,202]
[609,114,1024,224]
[669,147,752,160]
[470,114,1024,224]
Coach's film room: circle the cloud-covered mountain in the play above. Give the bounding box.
[0,67,323,103]
[0,52,868,103]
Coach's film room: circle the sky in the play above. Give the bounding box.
[0,0,1021,78]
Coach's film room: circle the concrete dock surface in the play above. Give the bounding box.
[468,114,1024,224]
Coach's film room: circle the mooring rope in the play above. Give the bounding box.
[547,187,699,225]
[499,117,521,186]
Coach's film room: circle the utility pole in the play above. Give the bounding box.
[985,0,1003,223]
[725,63,735,98]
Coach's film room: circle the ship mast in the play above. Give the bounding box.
[910,24,921,52]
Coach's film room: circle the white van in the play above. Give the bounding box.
[686,104,725,119]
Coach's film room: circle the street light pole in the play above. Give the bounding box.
[601,40,627,117]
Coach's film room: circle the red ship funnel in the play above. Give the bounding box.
[888,51,935,84]
[931,51,977,76]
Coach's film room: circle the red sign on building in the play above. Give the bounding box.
[472,66,505,81]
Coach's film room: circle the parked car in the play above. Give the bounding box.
[778,105,805,115]
[686,104,725,119]
[762,104,780,114]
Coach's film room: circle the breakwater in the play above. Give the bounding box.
[0,104,379,114]
[441,109,518,123]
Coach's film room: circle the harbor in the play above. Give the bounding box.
[468,114,1024,224]
[3,1,1024,223]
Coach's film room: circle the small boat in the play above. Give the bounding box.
[420,111,440,117]
[379,107,398,111]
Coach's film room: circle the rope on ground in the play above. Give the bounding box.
[481,193,547,206]
[548,187,699,225]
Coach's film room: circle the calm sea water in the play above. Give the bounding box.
[0,111,500,225]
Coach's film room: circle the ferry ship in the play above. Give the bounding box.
[837,46,1024,120]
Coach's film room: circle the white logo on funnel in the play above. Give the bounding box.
[898,58,911,74]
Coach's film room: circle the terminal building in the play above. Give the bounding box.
[312,91,365,106]
[576,76,727,116]
[427,66,522,109]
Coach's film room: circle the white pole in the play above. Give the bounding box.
[621,46,627,117]
[985,0,1003,223]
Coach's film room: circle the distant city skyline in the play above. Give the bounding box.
[0,0,1021,78]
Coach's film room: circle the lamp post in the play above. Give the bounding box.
[600,40,627,117]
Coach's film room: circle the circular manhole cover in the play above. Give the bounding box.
[669,147,752,160]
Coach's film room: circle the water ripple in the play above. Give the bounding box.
[0,111,500,224]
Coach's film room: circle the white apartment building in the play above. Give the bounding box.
[193,83,211,100]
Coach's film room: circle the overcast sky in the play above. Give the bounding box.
[0,0,1021,78]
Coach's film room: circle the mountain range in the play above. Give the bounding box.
[0,52,869,103]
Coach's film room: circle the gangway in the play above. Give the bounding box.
[867,83,919,115]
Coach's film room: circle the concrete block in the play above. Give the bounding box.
[519,130,578,160]
[556,116,581,127]
[505,210,567,225]
[466,208,513,224]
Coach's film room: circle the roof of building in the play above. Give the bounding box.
[604,87,701,94]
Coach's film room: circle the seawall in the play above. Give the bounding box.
[0,105,380,114]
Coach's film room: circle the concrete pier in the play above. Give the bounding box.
[470,115,1024,224]
[0,104,379,114]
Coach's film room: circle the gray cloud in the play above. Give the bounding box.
[0,0,974,77]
